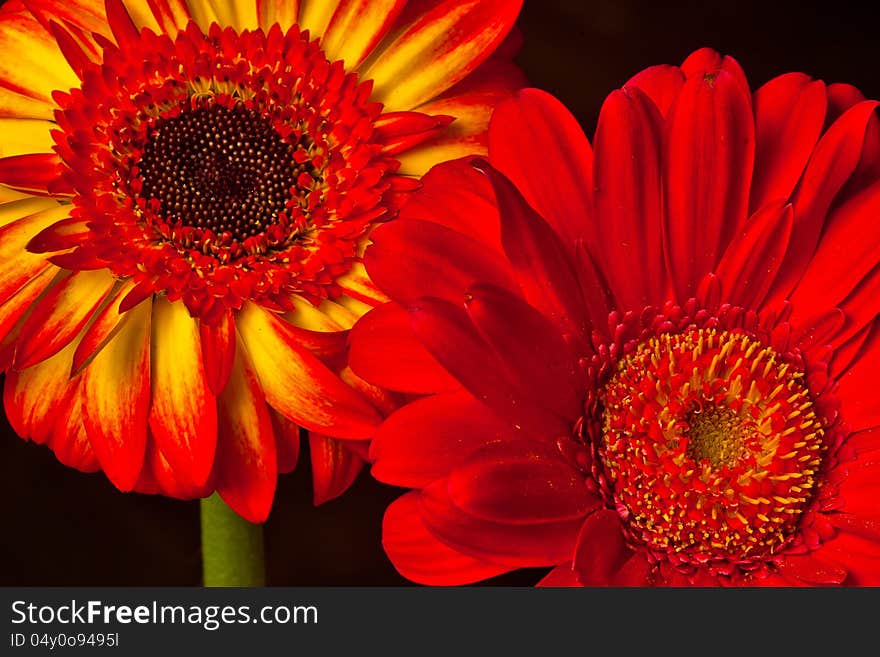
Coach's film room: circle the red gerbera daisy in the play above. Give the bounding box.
[351,48,880,585]
[0,0,524,522]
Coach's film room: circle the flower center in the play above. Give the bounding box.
[45,22,395,321]
[138,102,307,243]
[598,328,826,565]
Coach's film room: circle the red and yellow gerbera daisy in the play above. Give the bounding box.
[0,0,524,521]
[351,49,880,585]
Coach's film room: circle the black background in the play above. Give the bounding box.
[2,0,880,586]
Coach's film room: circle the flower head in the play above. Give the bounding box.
[352,49,880,585]
[0,0,523,521]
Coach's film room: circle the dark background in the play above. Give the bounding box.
[3,0,880,586]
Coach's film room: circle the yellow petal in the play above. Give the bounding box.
[320,0,406,69]
[256,0,300,32]
[297,0,339,39]
[0,118,57,159]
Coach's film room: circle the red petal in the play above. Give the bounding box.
[105,0,140,47]
[397,157,503,252]
[478,162,589,341]
[837,335,880,432]
[592,86,665,308]
[465,282,584,421]
[767,100,879,304]
[236,302,382,439]
[488,88,594,249]
[270,410,301,475]
[664,66,755,301]
[46,386,100,473]
[148,297,218,489]
[0,265,56,344]
[0,205,68,303]
[82,298,151,491]
[625,64,685,117]
[448,439,599,524]
[828,513,880,543]
[348,302,460,394]
[420,479,582,567]
[0,153,65,194]
[383,491,511,585]
[750,72,827,212]
[199,310,236,395]
[309,433,364,505]
[714,201,793,308]
[215,335,277,523]
[790,180,880,321]
[365,217,517,306]
[776,553,847,585]
[71,280,131,375]
[536,563,581,587]
[4,339,78,444]
[409,297,570,437]
[572,509,630,585]
[370,390,510,488]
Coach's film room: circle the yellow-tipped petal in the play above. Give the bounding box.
[320,0,406,69]
[362,0,521,110]
[297,0,339,39]
[82,296,152,492]
[149,297,218,488]
[236,301,381,439]
[0,119,56,159]
[256,0,300,32]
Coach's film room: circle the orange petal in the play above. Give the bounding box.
[309,432,364,505]
[4,337,78,444]
[82,297,151,491]
[363,0,522,111]
[148,297,218,488]
[0,204,69,303]
[199,309,236,395]
[256,0,300,32]
[236,301,382,439]
[321,0,406,69]
[14,268,116,369]
[46,385,101,473]
[215,335,278,523]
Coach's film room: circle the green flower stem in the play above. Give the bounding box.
[200,494,266,587]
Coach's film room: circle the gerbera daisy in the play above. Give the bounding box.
[351,49,880,585]
[0,0,524,523]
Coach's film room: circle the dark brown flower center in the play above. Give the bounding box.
[138,102,313,242]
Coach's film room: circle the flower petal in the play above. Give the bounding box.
[448,440,599,524]
[363,0,521,111]
[409,297,571,438]
[4,338,78,444]
[320,0,406,69]
[625,64,684,117]
[488,89,593,249]
[14,269,116,369]
[148,297,218,488]
[396,157,502,252]
[365,217,517,306]
[767,100,879,304]
[776,553,847,585]
[479,162,589,341]
[572,509,630,586]
[592,86,665,308]
[370,390,509,488]
[309,432,364,505]
[464,282,584,421]
[790,180,880,321]
[199,309,236,395]
[0,153,66,195]
[715,201,793,308]
[348,302,459,394]
[419,479,582,567]
[269,410,301,474]
[383,491,511,585]
[256,0,300,32]
[46,386,100,473]
[750,72,827,212]
[0,118,55,158]
[214,334,277,523]
[236,301,381,439]
[82,297,152,491]
[664,66,755,300]
[0,204,69,303]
